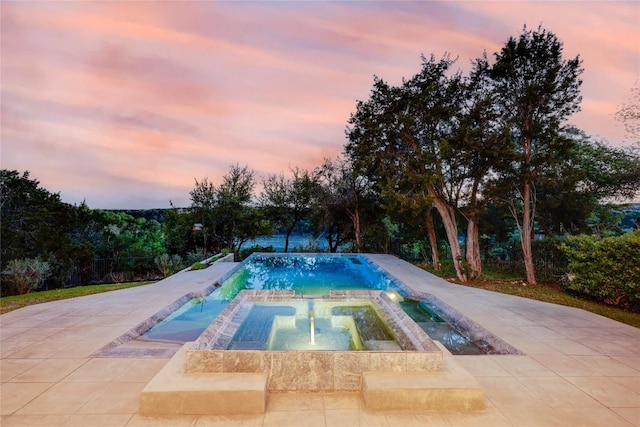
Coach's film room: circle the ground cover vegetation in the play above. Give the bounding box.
[2,26,639,317]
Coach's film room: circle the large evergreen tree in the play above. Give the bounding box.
[489,25,584,284]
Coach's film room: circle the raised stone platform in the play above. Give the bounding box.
[140,344,268,416]
[362,344,484,412]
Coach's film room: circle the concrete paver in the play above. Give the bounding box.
[1,256,638,426]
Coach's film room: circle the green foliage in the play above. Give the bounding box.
[291,237,321,253]
[190,262,208,271]
[260,168,320,252]
[154,254,184,278]
[2,258,52,295]
[188,164,265,258]
[1,170,82,290]
[561,231,640,309]
[186,248,214,266]
[239,245,274,261]
[164,205,197,256]
[96,211,165,260]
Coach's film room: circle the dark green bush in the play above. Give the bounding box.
[561,231,640,309]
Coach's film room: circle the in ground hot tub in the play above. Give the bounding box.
[185,290,443,392]
[227,298,402,351]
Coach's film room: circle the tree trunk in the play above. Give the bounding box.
[347,192,362,252]
[522,180,537,284]
[465,217,482,278]
[426,214,441,270]
[284,227,293,253]
[430,188,467,283]
[347,208,362,252]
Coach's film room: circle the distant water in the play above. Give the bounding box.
[246,233,329,252]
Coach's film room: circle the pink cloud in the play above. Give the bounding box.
[2,1,638,208]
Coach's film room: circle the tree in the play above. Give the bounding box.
[189,177,218,252]
[489,25,584,284]
[315,157,378,252]
[346,55,473,282]
[379,176,441,268]
[533,129,640,236]
[451,55,512,277]
[1,170,80,291]
[614,79,640,145]
[164,204,197,256]
[575,136,640,202]
[216,164,256,255]
[260,167,318,252]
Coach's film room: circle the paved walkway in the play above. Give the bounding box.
[1,256,638,426]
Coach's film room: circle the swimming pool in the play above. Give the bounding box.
[220,253,392,297]
[139,253,518,355]
[143,254,393,342]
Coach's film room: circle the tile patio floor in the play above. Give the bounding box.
[1,255,638,426]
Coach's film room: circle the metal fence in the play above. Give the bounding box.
[62,257,163,288]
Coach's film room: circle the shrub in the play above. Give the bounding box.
[2,258,52,295]
[185,248,214,266]
[155,254,184,278]
[239,245,274,261]
[190,262,208,271]
[561,231,640,309]
[291,237,321,253]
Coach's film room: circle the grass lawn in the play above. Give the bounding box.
[0,282,154,315]
[419,262,640,328]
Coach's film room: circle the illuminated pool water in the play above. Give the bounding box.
[143,254,393,343]
[227,299,400,351]
[141,253,510,355]
[218,254,392,298]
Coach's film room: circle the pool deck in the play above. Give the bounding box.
[1,255,638,426]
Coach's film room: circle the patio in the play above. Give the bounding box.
[1,255,638,426]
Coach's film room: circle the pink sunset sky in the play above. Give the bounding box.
[2,1,639,209]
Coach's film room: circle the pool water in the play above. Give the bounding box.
[219,254,391,298]
[144,254,392,343]
[399,299,495,355]
[141,254,497,355]
[227,300,400,351]
[143,297,229,342]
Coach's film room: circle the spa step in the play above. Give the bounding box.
[140,343,268,415]
[361,344,484,412]
[363,340,402,351]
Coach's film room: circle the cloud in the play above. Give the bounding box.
[2,1,638,208]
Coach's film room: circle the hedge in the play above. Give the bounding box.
[561,231,640,310]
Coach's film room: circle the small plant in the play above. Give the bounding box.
[186,248,213,266]
[2,258,52,295]
[155,254,184,278]
[291,238,321,253]
[190,261,208,271]
[109,272,126,283]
